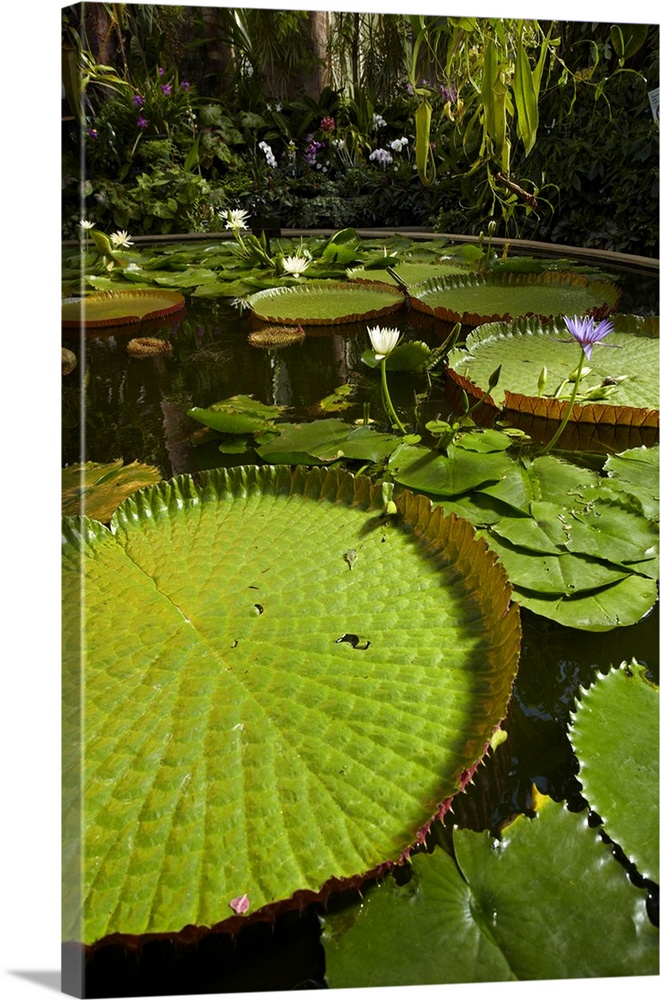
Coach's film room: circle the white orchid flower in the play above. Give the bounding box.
[368,326,401,360]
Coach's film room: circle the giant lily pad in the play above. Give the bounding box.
[569,662,659,883]
[62,289,185,328]
[408,271,619,325]
[245,280,405,325]
[321,795,658,986]
[446,315,659,430]
[62,466,520,944]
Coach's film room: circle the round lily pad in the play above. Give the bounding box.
[347,260,471,287]
[62,466,521,944]
[246,280,405,325]
[569,662,659,883]
[62,289,185,329]
[446,315,659,429]
[408,271,620,325]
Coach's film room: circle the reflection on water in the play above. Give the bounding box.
[62,299,441,477]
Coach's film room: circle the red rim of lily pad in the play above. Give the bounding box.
[62,289,186,329]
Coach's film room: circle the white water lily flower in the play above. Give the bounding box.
[220,208,250,231]
[109,230,134,248]
[368,326,401,359]
[282,255,310,278]
[79,219,95,230]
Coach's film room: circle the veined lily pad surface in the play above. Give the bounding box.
[62,289,185,328]
[246,280,405,325]
[62,466,521,945]
[408,271,619,325]
[447,315,659,428]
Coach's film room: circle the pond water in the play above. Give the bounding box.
[63,245,658,993]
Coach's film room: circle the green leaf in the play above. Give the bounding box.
[187,395,284,435]
[511,574,658,631]
[483,532,632,595]
[255,419,400,464]
[602,445,659,521]
[611,23,648,60]
[570,662,658,882]
[512,33,539,155]
[322,797,658,985]
[389,442,517,498]
[453,428,513,453]
[62,466,521,943]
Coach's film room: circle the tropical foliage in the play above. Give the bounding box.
[62,7,659,255]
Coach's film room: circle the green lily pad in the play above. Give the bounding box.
[255,419,401,465]
[187,395,284,435]
[389,442,517,498]
[62,289,185,328]
[447,316,659,426]
[62,466,521,944]
[602,445,660,521]
[61,460,163,522]
[511,574,658,631]
[482,532,632,595]
[408,271,620,325]
[569,662,659,883]
[246,280,405,325]
[321,796,658,986]
[348,260,470,286]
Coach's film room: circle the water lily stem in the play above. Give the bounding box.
[380,359,407,434]
[541,349,586,454]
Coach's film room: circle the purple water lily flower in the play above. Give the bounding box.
[563,315,615,360]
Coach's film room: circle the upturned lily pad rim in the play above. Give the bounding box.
[407,270,620,325]
[446,315,659,428]
[246,279,406,325]
[63,464,522,946]
[62,289,186,329]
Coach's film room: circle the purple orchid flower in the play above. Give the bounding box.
[161,84,172,96]
[132,94,145,107]
[563,315,615,360]
[137,116,148,129]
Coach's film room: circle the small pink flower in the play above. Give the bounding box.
[320,116,336,132]
[229,894,250,914]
